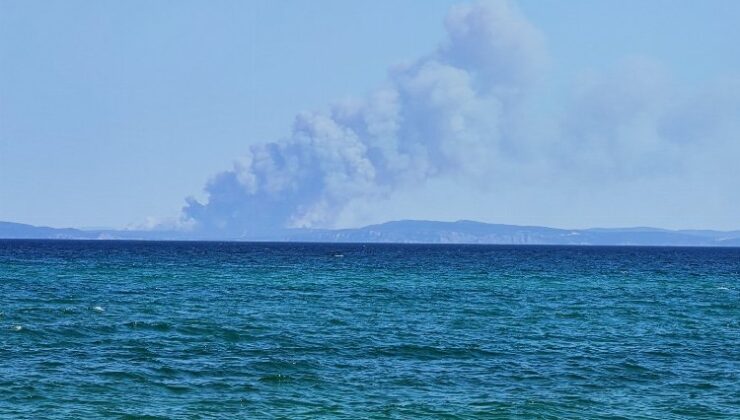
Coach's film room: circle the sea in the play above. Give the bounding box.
[1,240,738,418]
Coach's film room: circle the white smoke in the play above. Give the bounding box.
[183,0,546,236]
[182,0,740,235]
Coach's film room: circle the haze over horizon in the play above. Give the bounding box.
[2,0,739,233]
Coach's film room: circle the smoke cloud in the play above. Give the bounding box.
[183,0,546,237]
[182,0,740,236]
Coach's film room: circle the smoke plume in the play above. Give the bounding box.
[183,0,545,236]
[182,0,740,235]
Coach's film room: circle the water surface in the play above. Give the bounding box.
[1,240,738,418]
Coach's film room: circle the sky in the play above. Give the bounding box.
[1,0,739,232]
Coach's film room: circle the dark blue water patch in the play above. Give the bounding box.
[0,240,738,418]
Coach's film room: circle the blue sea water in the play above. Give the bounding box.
[0,240,738,418]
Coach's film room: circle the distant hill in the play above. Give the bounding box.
[0,221,186,241]
[0,221,93,239]
[284,220,740,246]
[2,219,739,246]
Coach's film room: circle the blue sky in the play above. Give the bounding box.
[2,0,739,231]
